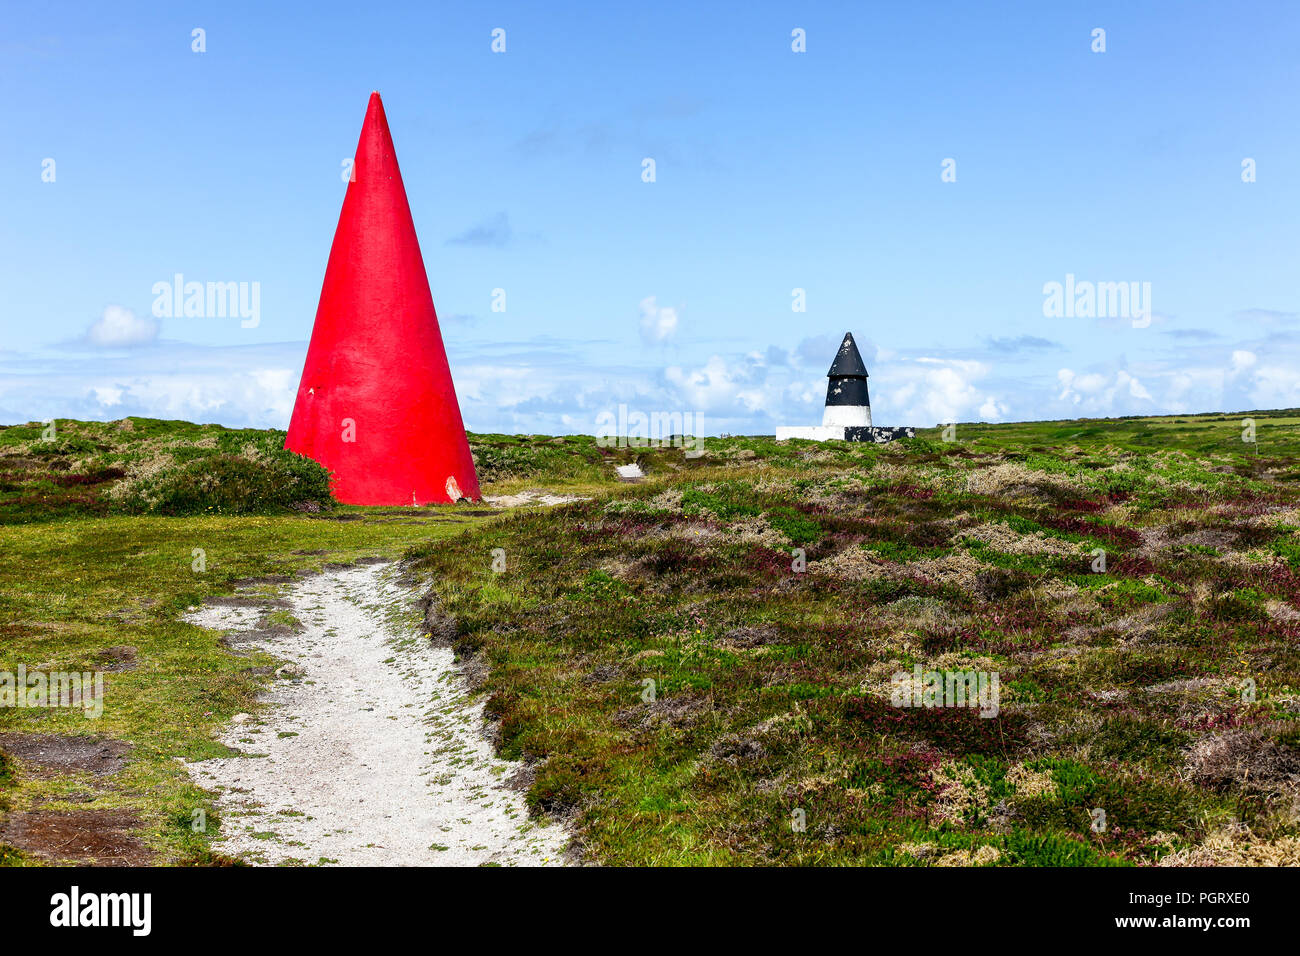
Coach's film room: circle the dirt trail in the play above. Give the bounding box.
[183,562,567,866]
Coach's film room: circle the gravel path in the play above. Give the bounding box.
[183,562,567,866]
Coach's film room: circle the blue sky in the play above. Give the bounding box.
[3,0,1299,434]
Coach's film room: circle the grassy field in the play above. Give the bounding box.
[2,410,1300,865]
[0,510,498,864]
[0,419,518,863]
[415,410,1300,866]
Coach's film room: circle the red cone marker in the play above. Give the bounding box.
[286,92,480,505]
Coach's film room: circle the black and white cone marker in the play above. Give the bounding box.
[822,332,872,428]
[776,332,914,443]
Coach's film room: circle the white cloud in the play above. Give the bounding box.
[879,358,1003,425]
[1230,350,1257,375]
[0,342,304,428]
[8,318,1300,438]
[1056,368,1153,411]
[86,305,159,348]
[638,296,679,344]
[664,355,769,414]
[91,385,124,406]
[979,397,1009,420]
[1123,371,1153,401]
[1247,363,1300,408]
[1162,367,1225,413]
[101,372,293,421]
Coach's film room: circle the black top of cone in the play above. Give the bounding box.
[827,332,868,378]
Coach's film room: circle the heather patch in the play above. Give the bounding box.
[808,547,894,581]
[1158,829,1300,866]
[7,411,1299,866]
[955,521,1087,557]
[963,462,1090,500]
[406,412,1300,864]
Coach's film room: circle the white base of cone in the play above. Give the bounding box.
[822,404,872,427]
[776,426,846,441]
[776,424,915,444]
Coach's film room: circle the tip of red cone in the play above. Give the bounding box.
[361,92,388,138]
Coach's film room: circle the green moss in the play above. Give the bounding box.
[1002,830,1125,866]
[1091,716,1191,765]
[763,506,823,545]
[681,483,760,520]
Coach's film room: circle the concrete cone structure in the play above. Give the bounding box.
[286,92,480,505]
[822,332,872,428]
[775,331,914,443]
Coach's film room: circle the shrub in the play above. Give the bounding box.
[681,483,759,520]
[118,445,333,516]
[1091,715,1190,765]
[898,437,946,455]
[764,506,823,545]
[469,436,606,485]
[28,436,105,458]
